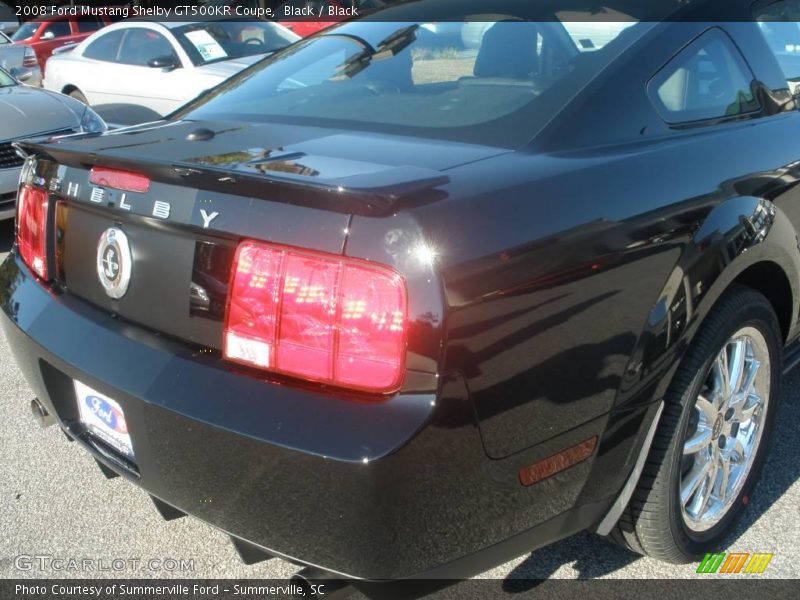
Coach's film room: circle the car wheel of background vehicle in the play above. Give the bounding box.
[68,88,88,104]
[609,284,781,562]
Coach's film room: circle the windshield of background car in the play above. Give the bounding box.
[172,21,299,66]
[11,22,39,41]
[178,17,650,147]
[0,68,15,86]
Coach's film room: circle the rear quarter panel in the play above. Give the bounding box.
[415,106,800,459]
[396,19,800,462]
[42,54,78,95]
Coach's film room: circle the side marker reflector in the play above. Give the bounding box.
[518,436,598,487]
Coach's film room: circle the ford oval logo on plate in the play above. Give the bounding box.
[83,395,128,434]
[75,380,134,459]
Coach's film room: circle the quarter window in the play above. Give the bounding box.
[649,29,760,124]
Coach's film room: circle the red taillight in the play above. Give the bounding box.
[16,185,49,280]
[22,49,38,68]
[224,241,408,393]
[89,167,150,193]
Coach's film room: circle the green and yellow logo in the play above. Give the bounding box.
[696,552,773,574]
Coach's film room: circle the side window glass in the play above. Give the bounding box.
[83,30,124,62]
[118,29,176,67]
[649,29,760,124]
[42,21,72,40]
[753,1,800,86]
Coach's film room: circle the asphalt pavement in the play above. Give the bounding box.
[0,217,797,593]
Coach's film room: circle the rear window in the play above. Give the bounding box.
[178,18,649,148]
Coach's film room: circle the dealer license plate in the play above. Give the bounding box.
[75,380,134,459]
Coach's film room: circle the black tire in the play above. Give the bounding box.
[610,284,782,562]
[68,88,88,104]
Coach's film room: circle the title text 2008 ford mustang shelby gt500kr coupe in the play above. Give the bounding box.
[3,0,800,594]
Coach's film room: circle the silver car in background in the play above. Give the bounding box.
[0,30,42,87]
[44,18,300,126]
[0,66,106,219]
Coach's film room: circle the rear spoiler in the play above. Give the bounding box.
[14,138,450,216]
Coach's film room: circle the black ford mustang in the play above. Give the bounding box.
[2,0,800,593]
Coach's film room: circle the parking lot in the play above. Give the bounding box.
[0,217,797,590]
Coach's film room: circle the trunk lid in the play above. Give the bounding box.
[27,119,503,213]
[21,120,498,351]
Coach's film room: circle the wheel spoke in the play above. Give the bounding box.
[716,456,731,502]
[681,459,713,507]
[696,395,717,426]
[684,424,713,455]
[690,462,716,518]
[738,394,760,422]
[713,352,729,406]
[740,358,760,397]
[728,339,746,396]
[697,475,714,516]
[729,358,760,419]
[733,438,747,463]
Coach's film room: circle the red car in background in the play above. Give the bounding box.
[10,14,117,74]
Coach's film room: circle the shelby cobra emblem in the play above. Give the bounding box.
[96,228,132,299]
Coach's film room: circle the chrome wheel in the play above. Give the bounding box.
[679,327,770,533]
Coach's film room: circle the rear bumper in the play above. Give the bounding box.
[0,253,649,580]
